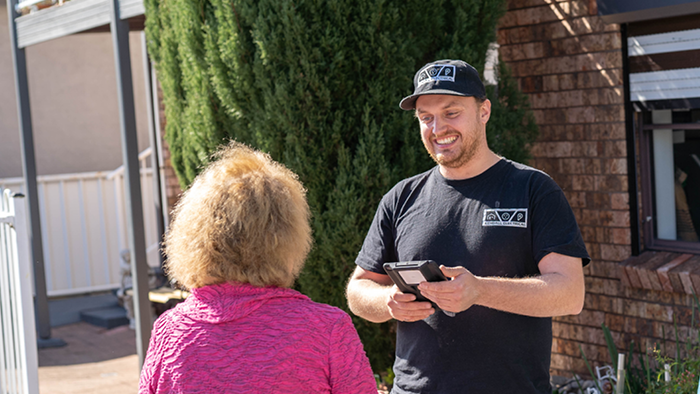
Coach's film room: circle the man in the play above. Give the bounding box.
[346,59,590,393]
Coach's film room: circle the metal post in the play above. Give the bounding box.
[6,0,65,349]
[141,31,166,268]
[150,62,171,232]
[621,23,641,256]
[109,0,152,368]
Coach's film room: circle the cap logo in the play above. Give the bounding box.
[417,64,456,87]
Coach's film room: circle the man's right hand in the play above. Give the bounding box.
[386,286,435,322]
[347,266,436,323]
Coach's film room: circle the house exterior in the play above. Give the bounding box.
[1,0,181,363]
[0,0,152,178]
[497,0,700,377]
[0,0,166,296]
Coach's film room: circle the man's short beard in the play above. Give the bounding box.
[427,132,481,169]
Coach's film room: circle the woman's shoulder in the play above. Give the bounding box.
[268,290,352,327]
[285,290,347,316]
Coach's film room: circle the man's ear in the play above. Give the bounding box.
[480,99,492,124]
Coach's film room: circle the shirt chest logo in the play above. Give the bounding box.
[482,208,528,228]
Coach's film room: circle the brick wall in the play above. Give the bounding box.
[498,0,698,378]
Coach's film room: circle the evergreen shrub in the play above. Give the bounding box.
[145,0,538,372]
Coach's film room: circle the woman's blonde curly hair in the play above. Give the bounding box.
[164,142,312,289]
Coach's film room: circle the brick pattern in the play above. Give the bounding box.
[497,0,699,378]
[621,252,700,295]
[498,0,628,270]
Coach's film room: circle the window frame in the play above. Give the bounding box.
[638,113,700,254]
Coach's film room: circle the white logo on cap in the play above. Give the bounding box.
[417,64,456,87]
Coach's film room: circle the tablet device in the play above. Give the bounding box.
[383,260,455,317]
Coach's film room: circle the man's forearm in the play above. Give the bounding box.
[475,272,584,317]
[346,278,394,323]
[475,253,585,317]
[418,253,585,317]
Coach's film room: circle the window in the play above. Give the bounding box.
[627,14,700,254]
[638,109,700,252]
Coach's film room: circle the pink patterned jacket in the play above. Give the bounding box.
[139,282,377,393]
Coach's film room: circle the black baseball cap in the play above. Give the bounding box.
[399,59,486,110]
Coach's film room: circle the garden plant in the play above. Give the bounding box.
[575,294,700,394]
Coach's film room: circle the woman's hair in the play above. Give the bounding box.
[164,142,312,289]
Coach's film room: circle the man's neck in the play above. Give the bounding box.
[438,150,502,180]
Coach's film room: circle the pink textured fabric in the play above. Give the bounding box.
[139,282,377,393]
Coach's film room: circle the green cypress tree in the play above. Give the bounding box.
[145,0,537,372]
[487,60,539,163]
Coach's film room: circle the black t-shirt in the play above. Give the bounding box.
[356,159,590,394]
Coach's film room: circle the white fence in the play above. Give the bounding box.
[0,190,39,394]
[0,148,161,297]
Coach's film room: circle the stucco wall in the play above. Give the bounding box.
[0,0,150,179]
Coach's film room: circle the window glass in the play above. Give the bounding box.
[650,109,700,243]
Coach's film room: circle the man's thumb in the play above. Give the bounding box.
[440,265,467,278]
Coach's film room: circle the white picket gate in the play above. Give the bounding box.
[0,148,161,297]
[0,189,39,394]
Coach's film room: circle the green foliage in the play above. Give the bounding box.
[581,318,700,394]
[598,323,659,394]
[145,0,538,372]
[644,296,700,394]
[650,344,700,394]
[578,343,605,393]
[486,60,539,164]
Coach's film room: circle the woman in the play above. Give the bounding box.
[139,142,377,393]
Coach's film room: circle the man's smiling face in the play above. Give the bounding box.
[415,95,490,171]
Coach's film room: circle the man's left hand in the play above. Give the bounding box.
[417,265,480,314]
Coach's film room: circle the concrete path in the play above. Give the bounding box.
[38,322,139,394]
